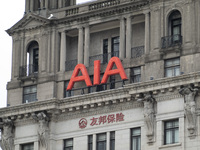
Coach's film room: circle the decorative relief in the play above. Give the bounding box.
[32,112,50,150]
[137,92,155,143]
[179,85,199,136]
[0,119,14,150]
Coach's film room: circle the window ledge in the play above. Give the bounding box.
[159,143,181,149]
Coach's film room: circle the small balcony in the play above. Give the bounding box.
[19,64,38,78]
[89,51,119,66]
[161,34,182,49]
[131,46,145,58]
[65,59,77,71]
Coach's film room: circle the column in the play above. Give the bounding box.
[93,134,96,150]
[15,144,20,150]
[60,31,67,72]
[25,0,30,12]
[34,141,39,150]
[41,0,44,9]
[30,0,34,11]
[120,17,126,59]
[58,0,63,8]
[154,10,161,50]
[45,0,49,9]
[106,132,110,150]
[51,28,56,72]
[21,38,24,67]
[126,15,132,59]
[144,11,150,54]
[78,27,84,64]
[84,26,90,67]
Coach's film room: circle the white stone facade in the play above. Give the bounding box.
[2,0,200,150]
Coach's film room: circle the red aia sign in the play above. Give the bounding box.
[67,57,128,90]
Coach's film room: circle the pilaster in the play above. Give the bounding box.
[78,27,84,64]
[84,26,90,67]
[126,15,132,59]
[60,31,67,72]
[144,11,150,54]
[120,17,126,59]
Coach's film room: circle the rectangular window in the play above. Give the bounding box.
[103,39,108,64]
[164,119,179,145]
[64,138,73,150]
[88,75,94,93]
[130,67,141,83]
[21,143,34,150]
[111,37,119,57]
[96,74,107,92]
[23,85,37,103]
[165,58,180,77]
[131,128,141,150]
[97,133,106,150]
[64,81,74,97]
[110,131,115,150]
[88,135,93,150]
[110,75,115,89]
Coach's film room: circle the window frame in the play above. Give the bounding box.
[64,138,73,150]
[111,36,119,57]
[164,58,180,77]
[164,119,179,145]
[110,131,115,150]
[23,85,37,103]
[64,81,74,98]
[130,67,141,83]
[21,143,34,150]
[88,135,93,150]
[96,133,107,150]
[131,128,141,150]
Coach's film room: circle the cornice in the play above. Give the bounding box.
[1,72,200,121]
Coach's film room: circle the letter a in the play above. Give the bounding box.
[67,64,92,90]
[101,57,128,84]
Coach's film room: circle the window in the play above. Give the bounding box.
[103,39,108,64]
[23,85,37,103]
[27,41,39,75]
[164,120,179,145]
[96,74,107,92]
[110,75,115,89]
[130,67,141,83]
[88,76,94,93]
[111,37,119,57]
[110,132,115,150]
[97,133,106,150]
[131,128,141,150]
[64,81,74,97]
[165,58,180,77]
[64,138,73,150]
[169,10,182,43]
[21,143,34,150]
[88,135,93,150]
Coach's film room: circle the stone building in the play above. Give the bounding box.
[1,0,200,149]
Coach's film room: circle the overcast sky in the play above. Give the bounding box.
[0,0,95,108]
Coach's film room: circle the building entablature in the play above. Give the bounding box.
[1,72,200,121]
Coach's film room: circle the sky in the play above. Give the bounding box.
[0,0,96,108]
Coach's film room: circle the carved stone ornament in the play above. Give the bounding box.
[137,92,155,143]
[0,118,14,150]
[32,112,50,150]
[179,85,198,136]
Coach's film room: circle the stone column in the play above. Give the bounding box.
[126,15,132,59]
[45,0,49,9]
[78,27,84,64]
[144,11,150,54]
[120,17,126,59]
[84,26,90,67]
[41,0,44,9]
[30,0,34,11]
[58,0,63,8]
[106,132,110,150]
[93,134,96,150]
[153,9,161,50]
[60,31,67,72]
[25,0,30,12]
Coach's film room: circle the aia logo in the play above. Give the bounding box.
[79,118,87,129]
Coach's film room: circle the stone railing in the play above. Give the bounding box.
[66,7,79,16]
[89,0,121,11]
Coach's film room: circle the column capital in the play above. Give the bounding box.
[143,10,150,15]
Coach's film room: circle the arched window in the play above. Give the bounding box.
[168,10,182,43]
[27,41,39,75]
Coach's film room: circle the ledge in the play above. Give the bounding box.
[159,143,182,149]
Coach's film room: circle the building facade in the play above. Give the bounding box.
[1,0,200,149]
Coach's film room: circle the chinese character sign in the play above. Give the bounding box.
[79,113,125,129]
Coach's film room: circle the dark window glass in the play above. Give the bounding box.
[130,67,141,83]
[110,132,115,150]
[111,37,119,57]
[23,86,37,103]
[164,120,179,145]
[88,76,94,93]
[165,58,180,77]
[64,139,73,150]
[110,75,115,89]
[131,128,141,150]
[64,81,74,97]
[88,135,93,150]
[103,39,108,64]
[97,133,106,150]
[22,143,34,150]
[33,48,39,72]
